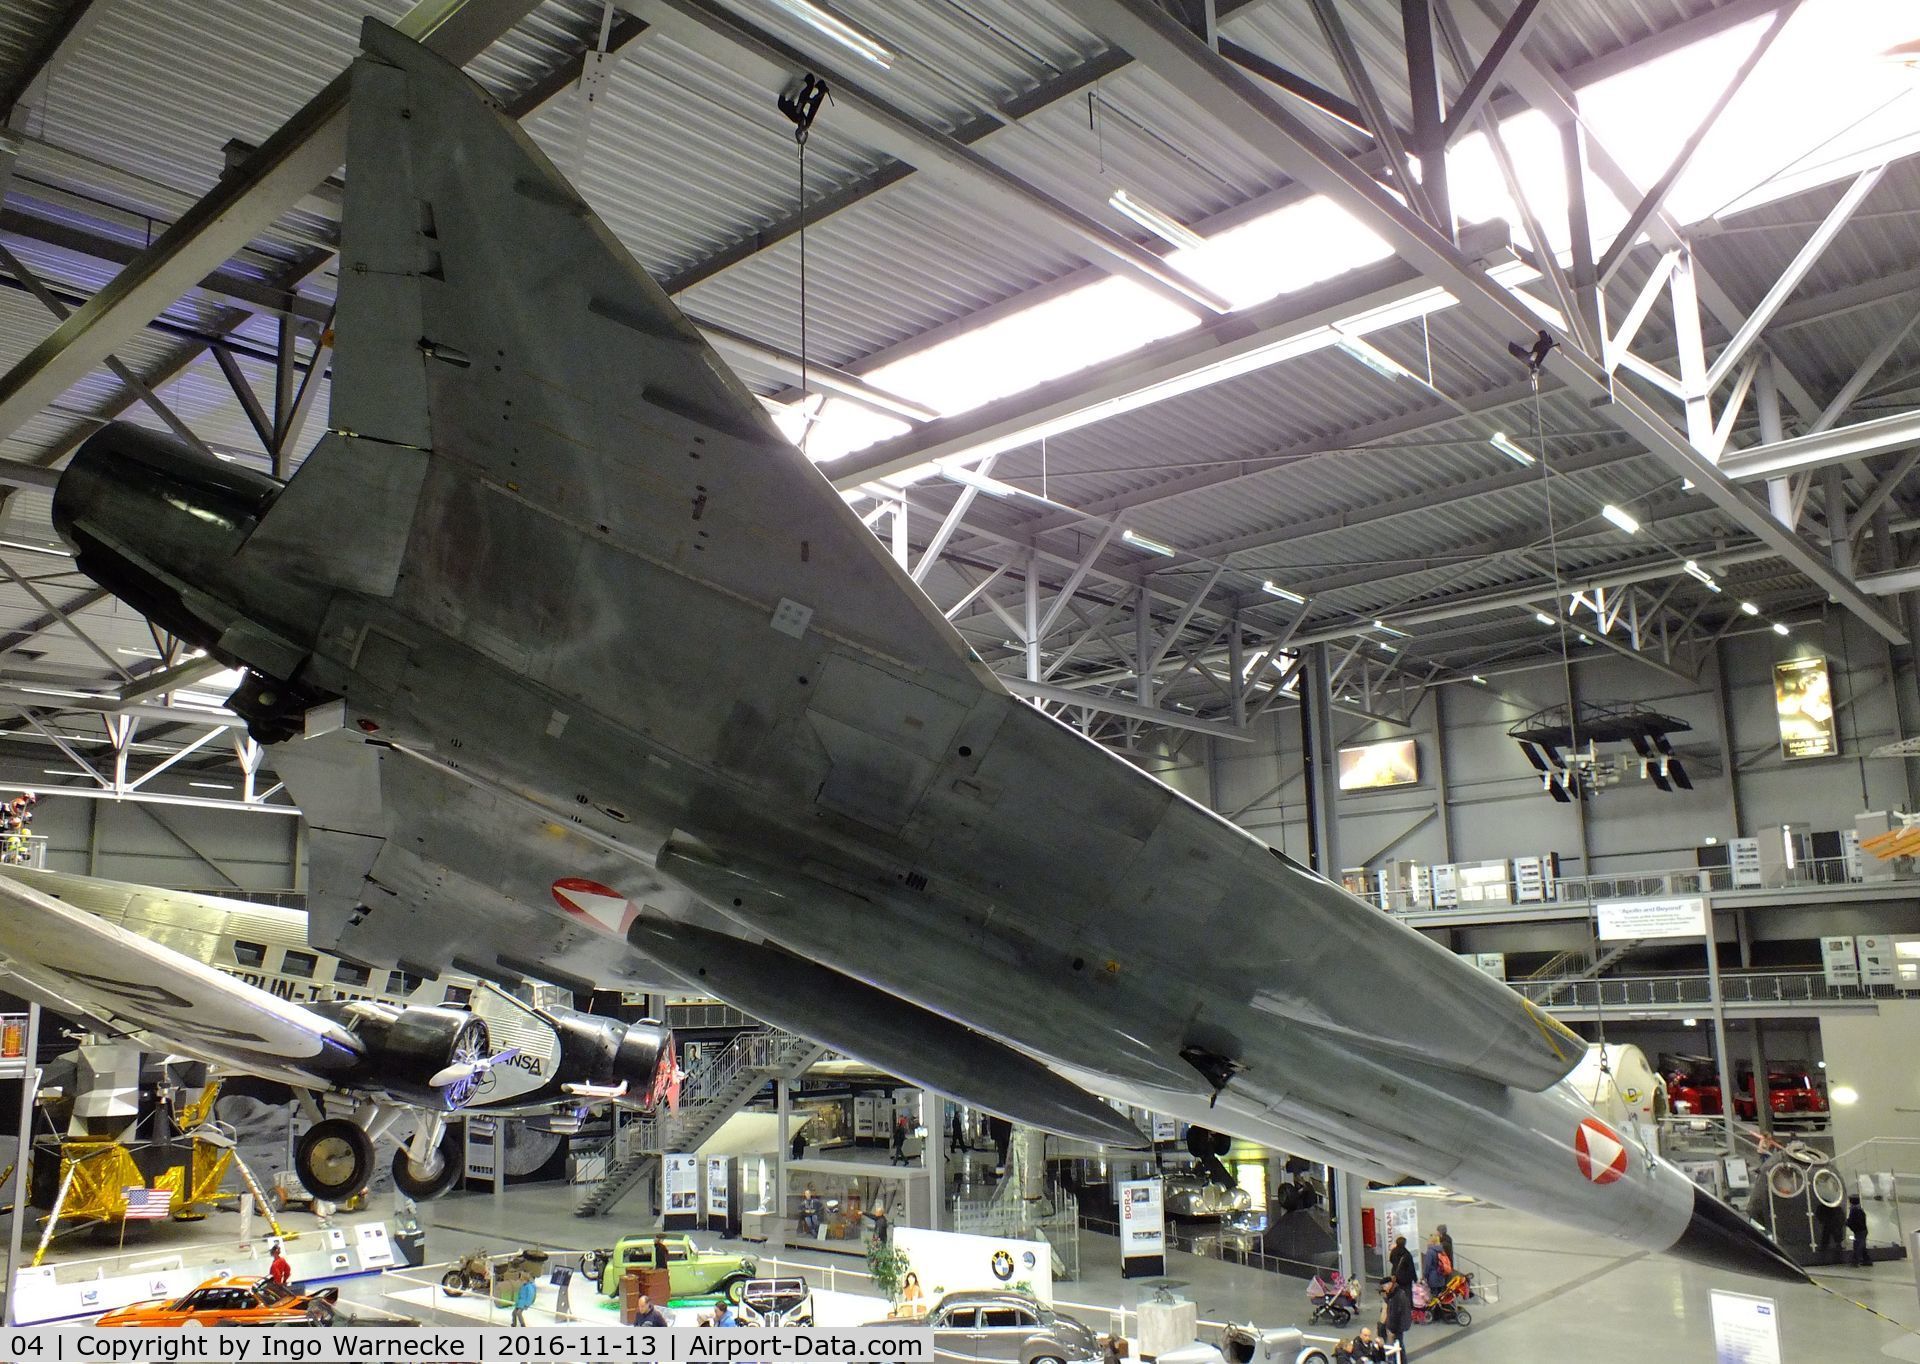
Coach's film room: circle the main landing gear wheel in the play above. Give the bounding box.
[392,1130,462,1201]
[296,1118,374,1201]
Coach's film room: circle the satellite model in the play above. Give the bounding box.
[1510,702,1693,802]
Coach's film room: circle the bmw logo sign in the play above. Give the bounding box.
[991,1250,1015,1281]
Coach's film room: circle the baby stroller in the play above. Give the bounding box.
[1412,1273,1473,1327]
[1306,1271,1360,1326]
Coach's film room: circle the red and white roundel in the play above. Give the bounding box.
[551,878,636,936]
[1574,1117,1629,1185]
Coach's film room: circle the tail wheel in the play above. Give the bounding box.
[393,1129,463,1200]
[295,1118,374,1201]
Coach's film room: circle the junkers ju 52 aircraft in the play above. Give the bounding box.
[0,866,676,1200]
[47,20,1800,1278]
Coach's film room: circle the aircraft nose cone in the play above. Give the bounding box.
[1671,1185,1808,1283]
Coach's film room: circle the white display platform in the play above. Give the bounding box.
[9,1220,398,1325]
[383,1280,887,1328]
[1138,1298,1199,1359]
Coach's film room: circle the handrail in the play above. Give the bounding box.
[1361,854,1870,917]
[1513,969,1892,1009]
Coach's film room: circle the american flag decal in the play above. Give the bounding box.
[121,1186,170,1220]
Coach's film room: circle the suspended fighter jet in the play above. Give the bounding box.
[0,867,676,1200]
[48,20,1799,1278]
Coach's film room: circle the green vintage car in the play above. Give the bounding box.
[591,1233,756,1300]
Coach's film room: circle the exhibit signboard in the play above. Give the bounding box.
[355,1222,396,1269]
[1856,935,1897,987]
[1150,1114,1179,1144]
[663,1153,700,1226]
[1377,1199,1419,1261]
[704,1155,731,1230]
[1774,656,1837,760]
[892,1227,1054,1303]
[1595,897,1707,941]
[463,1117,497,1181]
[1118,1178,1166,1279]
[1820,936,1861,988]
[1710,1290,1781,1364]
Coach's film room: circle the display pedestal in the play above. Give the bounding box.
[1137,1299,1197,1359]
[742,1211,778,1242]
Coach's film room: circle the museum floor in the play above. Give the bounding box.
[382,1184,1920,1361]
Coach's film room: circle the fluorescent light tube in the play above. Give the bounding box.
[939,466,1079,513]
[1110,190,1205,251]
[1471,675,1486,684]
[1121,528,1177,557]
[1535,611,1556,626]
[1489,432,1536,465]
[1261,580,1307,604]
[0,538,73,557]
[1741,601,1760,616]
[1335,334,1413,382]
[1683,560,1716,587]
[1372,620,1408,638]
[1773,622,1790,635]
[765,0,893,68]
[1600,504,1640,534]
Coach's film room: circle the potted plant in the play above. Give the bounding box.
[867,1239,912,1306]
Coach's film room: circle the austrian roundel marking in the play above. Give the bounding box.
[1574,1117,1629,1185]
[550,877,634,936]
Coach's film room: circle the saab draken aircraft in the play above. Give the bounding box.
[0,866,676,1200]
[47,20,1799,1279]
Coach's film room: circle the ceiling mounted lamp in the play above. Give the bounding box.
[1773,622,1791,636]
[1489,431,1536,466]
[1600,504,1640,534]
[1741,601,1761,616]
[1121,528,1178,557]
[1109,190,1206,250]
[1334,333,1418,382]
[1683,560,1721,592]
[1372,620,1408,638]
[1534,611,1556,626]
[766,0,893,67]
[1261,580,1307,604]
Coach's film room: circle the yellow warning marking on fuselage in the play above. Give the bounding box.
[1523,998,1576,1061]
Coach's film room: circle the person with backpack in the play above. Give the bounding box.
[1421,1232,1448,1293]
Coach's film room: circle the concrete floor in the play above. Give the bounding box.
[10,1177,1913,1356]
[385,1182,1920,1360]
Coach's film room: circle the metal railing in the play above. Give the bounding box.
[1361,855,1875,917]
[1515,969,1892,1011]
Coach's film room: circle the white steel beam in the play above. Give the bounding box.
[1057,0,1903,644]
[617,0,1230,317]
[1704,166,1887,391]
[1001,676,1250,740]
[0,0,542,445]
[1718,409,1920,482]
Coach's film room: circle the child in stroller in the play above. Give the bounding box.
[1410,1272,1473,1326]
[1307,1270,1362,1326]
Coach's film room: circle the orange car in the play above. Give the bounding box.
[97,1274,339,1327]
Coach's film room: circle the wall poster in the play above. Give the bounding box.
[1774,656,1836,760]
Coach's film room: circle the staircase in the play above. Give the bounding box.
[574,1026,826,1216]
[1528,939,1644,1002]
